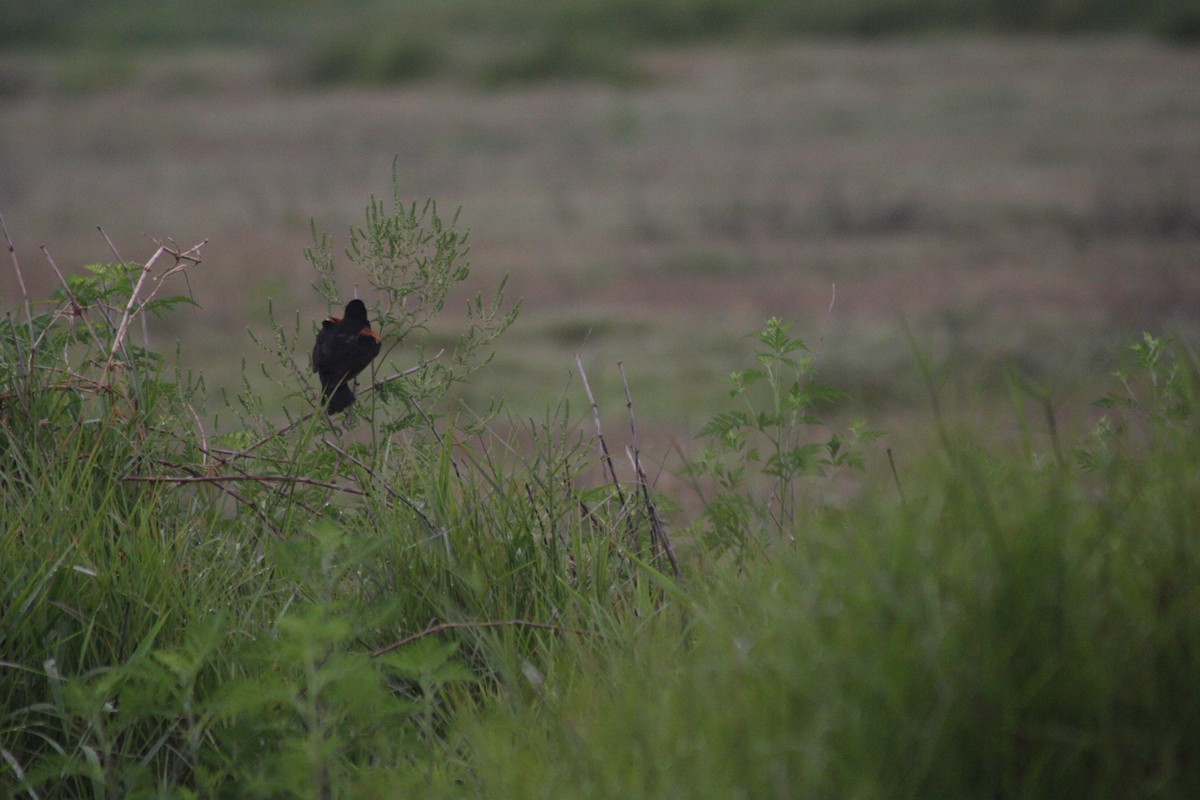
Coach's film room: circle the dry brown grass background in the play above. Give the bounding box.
[3,38,1199,436]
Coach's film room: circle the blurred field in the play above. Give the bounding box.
[2,36,1199,436]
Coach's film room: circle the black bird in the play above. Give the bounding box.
[312,299,381,413]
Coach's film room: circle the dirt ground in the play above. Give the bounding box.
[2,38,1198,434]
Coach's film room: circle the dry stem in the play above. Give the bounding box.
[232,354,440,459]
[125,472,365,495]
[575,353,628,512]
[371,619,587,658]
[618,362,679,576]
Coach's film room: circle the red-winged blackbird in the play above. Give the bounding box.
[312,299,381,414]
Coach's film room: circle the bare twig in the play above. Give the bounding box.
[371,619,588,658]
[177,461,286,539]
[146,235,205,265]
[619,362,679,576]
[322,437,390,496]
[204,448,306,468]
[406,394,464,483]
[575,354,628,508]
[233,354,440,460]
[138,237,206,305]
[98,225,149,350]
[93,237,205,389]
[97,226,126,266]
[40,246,107,355]
[124,473,366,495]
[807,282,837,384]
[887,447,906,505]
[321,437,435,530]
[184,403,209,468]
[0,212,34,350]
[103,244,167,379]
[576,355,643,554]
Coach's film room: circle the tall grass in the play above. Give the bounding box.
[2,182,1198,796]
[0,182,678,796]
[455,339,1200,799]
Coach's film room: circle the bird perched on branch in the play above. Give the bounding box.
[312,299,381,414]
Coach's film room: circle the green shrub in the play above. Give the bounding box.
[1,170,686,796]
[683,316,880,556]
[4,171,1196,797]
[455,338,1200,799]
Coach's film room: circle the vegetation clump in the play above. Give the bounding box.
[2,184,1198,796]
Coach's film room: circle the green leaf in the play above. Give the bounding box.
[698,410,748,439]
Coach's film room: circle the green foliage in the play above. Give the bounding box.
[3,178,1196,797]
[1076,332,1198,470]
[0,185,671,797]
[685,316,881,553]
[455,349,1200,798]
[238,161,520,533]
[200,525,467,798]
[0,247,233,797]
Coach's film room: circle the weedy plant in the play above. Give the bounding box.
[448,333,1200,800]
[0,233,229,796]
[7,177,1194,798]
[683,316,880,556]
[1075,331,1198,468]
[0,177,681,797]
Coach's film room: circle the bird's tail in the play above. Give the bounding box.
[322,382,356,414]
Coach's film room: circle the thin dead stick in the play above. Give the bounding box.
[575,354,628,510]
[321,437,435,529]
[104,244,167,373]
[97,226,126,264]
[40,247,107,355]
[886,447,906,505]
[94,238,175,405]
[179,463,287,540]
[807,282,837,385]
[406,394,465,483]
[97,237,205,387]
[124,473,366,495]
[95,228,127,334]
[576,356,641,551]
[98,225,149,350]
[371,619,588,658]
[0,212,34,348]
[145,235,205,265]
[185,403,209,469]
[618,362,679,576]
[233,355,440,460]
[322,438,395,497]
[624,447,681,575]
[137,237,206,307]
[204,447,308,467]
[159,446,324,519]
